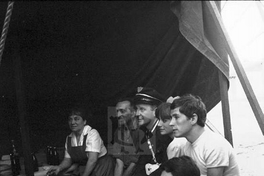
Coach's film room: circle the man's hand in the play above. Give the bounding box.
[46,166,61,176]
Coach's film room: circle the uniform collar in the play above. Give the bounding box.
[150,119,159,134]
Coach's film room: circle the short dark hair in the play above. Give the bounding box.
[116,97,136,110]
[155,102,171,121]
[170,94,207,127]
[68,106,93,122]
[160,156,200,176]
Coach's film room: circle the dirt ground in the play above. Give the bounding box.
[234,140,264,176]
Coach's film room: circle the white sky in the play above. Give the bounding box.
[221,1,264,64]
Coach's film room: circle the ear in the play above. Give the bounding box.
[84,120,87,125]
[190,113,198,125]
[152,107,157,117]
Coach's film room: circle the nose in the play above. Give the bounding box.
[136,109,140,116]
[117,111,122,118]
[158,119,162,126]
[169,117,175,126]
[69,119,75,124]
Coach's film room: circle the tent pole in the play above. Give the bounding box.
[205,1,264,135]
[12,37,34,176]
[218,70,233,145]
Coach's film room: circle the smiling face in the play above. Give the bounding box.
[136,104,156,128]
[158,118,173,135]
[68,114,86,134]
[169,107,193,138]
[116,100,135,126]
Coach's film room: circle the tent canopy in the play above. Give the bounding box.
[0,1,228,150]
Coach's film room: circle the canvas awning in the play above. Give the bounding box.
[3,1,263,175]
[0,0,226,154]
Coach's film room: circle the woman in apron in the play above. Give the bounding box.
[47,107,115,176]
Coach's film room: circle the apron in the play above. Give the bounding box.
[67,134,88,165]
[66,134,115,176]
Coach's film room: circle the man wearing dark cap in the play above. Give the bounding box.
[132,87,172,176]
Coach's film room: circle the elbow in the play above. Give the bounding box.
[89,157,98,166]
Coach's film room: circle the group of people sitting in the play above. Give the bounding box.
[46,87,240,176]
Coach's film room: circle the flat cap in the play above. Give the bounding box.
[134,87,165,106]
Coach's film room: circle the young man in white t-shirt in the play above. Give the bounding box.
[169,94,240,176]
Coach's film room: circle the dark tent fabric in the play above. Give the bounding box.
[0,1,228,151]
[170,1,229,111]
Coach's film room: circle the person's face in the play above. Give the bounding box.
[68,114,86,133]
[136,104,156,126]
[116,101,135,126]
[170,107,193,138]
[158,118,173,135]
[161,170,173,176]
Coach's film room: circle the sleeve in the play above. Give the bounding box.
[166,138,186,159]
[85,129,103,153]
[205,137,231,168]
[64,136,71,158]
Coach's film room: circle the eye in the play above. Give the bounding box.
[74,117,81,121]
[171,114,178,119]
[163,119,170,123]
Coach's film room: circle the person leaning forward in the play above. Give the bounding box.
[169,94,240,176]
[113,97,141,176]
[131,87,172,176]
[46,106,115,176]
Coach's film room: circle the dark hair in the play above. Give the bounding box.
[116,97,136,111]
[160,156,200,176]
[68,106,93,122]
[170,94,207,127]
[155,102,171,121]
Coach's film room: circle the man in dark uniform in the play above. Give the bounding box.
[132,87,172,176]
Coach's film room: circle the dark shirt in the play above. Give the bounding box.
[132,120,172,176]
[112,123,141,167]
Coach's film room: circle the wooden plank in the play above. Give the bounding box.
[201,1,233,144]
[218,70,233,145]
[205,1,264,135]
[12,37,34,176]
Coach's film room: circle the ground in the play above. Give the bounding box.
[234,138,264,176]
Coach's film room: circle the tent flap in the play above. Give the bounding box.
[0,1,227,149]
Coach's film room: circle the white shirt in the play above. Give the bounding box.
[169,129,240,176]
[167,137,187,159]
[64,125,107,158]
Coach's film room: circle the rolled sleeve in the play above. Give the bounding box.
[86,129,102,153]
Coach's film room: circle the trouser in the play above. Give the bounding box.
[59,154,116,176]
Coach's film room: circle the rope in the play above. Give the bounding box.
[0,1,14,66]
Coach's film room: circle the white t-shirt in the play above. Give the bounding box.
[167,137,187,159]
[170,129,240,176]
[64,125,107,159]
